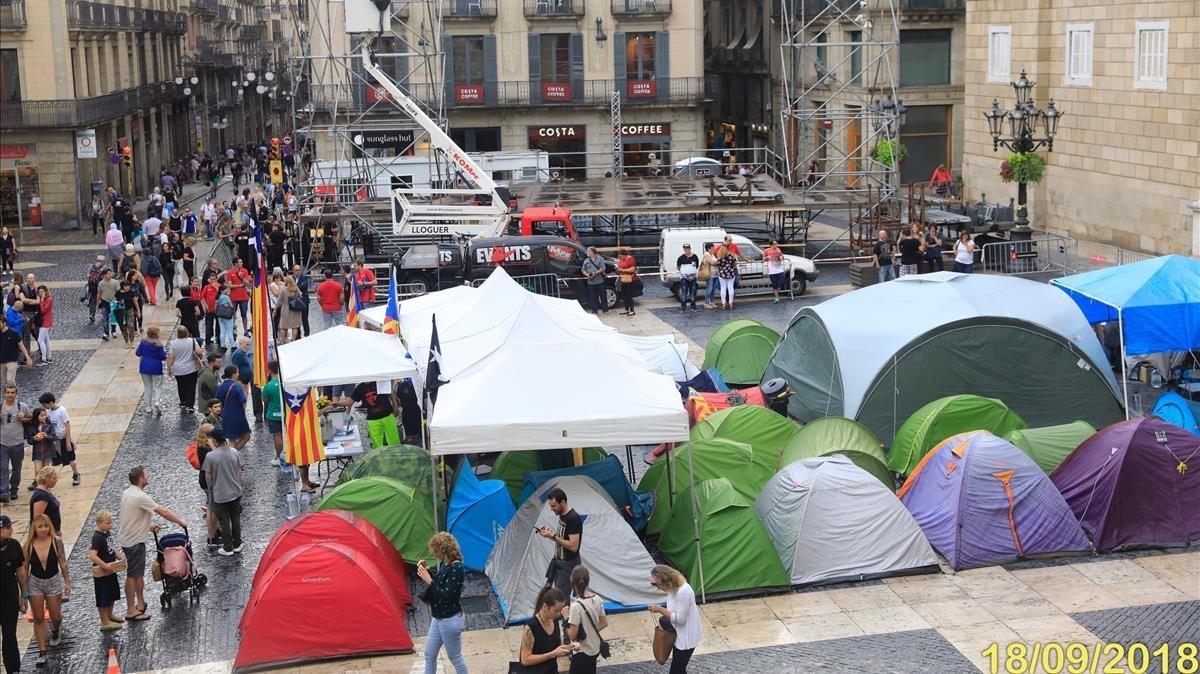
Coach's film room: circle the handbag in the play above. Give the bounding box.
[215,302,236,319]
[653,621,676,665]
[577,599,610,659]
[287,293,306,312]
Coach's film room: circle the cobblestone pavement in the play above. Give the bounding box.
[1071,601,1200,673]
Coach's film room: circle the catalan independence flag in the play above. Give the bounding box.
[284,387,325,466]
[345,275,361,328]
[250,223,270,387]
[382,275,400,335]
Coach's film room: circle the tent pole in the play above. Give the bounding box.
[685,440,705,604]
[625,445,635,484]
[1118,309,1130,420]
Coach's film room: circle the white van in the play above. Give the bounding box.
[658,227,819,299]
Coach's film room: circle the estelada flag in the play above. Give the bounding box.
[284,387,325,466]
[382,275,400,335]
[250,224,271,387]
[345,275,361,328]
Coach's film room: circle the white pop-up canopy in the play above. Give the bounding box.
[276,325,419,388]
[358,284,478,330]
[429,341,689,455]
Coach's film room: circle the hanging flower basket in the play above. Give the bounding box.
[1000,152,1045,184]
[872,140,907,167]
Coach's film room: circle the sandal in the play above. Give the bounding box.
[100,624,123,632]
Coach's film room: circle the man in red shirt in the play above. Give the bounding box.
[353,260,377,305]
[315,268,345,331]
[200,274,221,346]
[220,257,253,332]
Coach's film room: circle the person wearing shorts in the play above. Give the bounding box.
[261,362,284,466]
[118,466,187,621]
[24,513,69,667]
[764,239,787,305]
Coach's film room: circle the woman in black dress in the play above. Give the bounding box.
[519,587,576,673]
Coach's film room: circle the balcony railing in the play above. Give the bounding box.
[611,0,672,17]
[524,0,584,19]
[772,0,858,20]
[216,5,231,22]
[67,2,185,32]
[0,83,186,129]
[241,24,266,41]
[441,0,497,20]
[191,0,219,15]
[899,0,965,11]
[1,0,27,29]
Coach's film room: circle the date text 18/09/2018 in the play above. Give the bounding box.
[982,641,1197,674]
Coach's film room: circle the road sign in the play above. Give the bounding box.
[75,129,97,159]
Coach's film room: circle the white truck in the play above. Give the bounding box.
[658,227,819,299]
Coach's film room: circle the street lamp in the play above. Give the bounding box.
[868,95,906,134]
[983,69,1064,233]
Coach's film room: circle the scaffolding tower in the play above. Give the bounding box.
[778,0,903,250]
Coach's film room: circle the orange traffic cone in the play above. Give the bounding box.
[106,648,121,674]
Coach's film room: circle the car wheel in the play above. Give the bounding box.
[669,282,681,302]
[790,276,807,297]
[401,272,435,296]
[604,287,619,310]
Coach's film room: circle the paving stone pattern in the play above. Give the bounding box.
[599,628,978,673]
[1071,601,1200,674]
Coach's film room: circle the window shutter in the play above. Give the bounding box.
[613,31,626,102]
[529,34,542,106]
[569,33,584,104]
[655,31,670,102]
[483,34,498,105]
[442,35,455,108]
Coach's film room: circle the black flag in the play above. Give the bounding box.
[426,314,444,405]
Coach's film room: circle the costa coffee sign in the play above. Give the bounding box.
[455,84,485,105]
[627,80,657,98]
[530,125,585,141]
[541,82,571,101]
[619,123,671,138]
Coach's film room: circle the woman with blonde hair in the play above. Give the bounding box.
[23,513,70,666]
[416,532,468,673]
[648,564,701,673]
[275,275,303,343]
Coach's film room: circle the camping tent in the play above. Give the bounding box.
[639,438,776,535]
[1005,421,1097,473]
[233,542,413,673]
[447,460,516,570]
[762,272,1123,445]
[520,455,654,532]
[1051,417,1200,551]
[1151,392,1200,435]
[316,476,437,565]
[276,325,418,388]
[889,395,1028,475]
[690,405,800,467]
[703,319,781,385]
[776,417,892,489]
[659,477,791,597]
[623,333,702,382]
[429,341,689,455]
[492,447,608,505]
[335,444,434,491]
[486,475,663,623]
[755,456,938,585]
[898,431,1091,569]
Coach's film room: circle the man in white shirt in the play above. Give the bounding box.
[200,202,217,240]
[118,466,187,620]
[142,215,162,240]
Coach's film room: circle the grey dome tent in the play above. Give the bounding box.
[762,272,1123,446]
[485,475,663,623]
[755,456,937,586]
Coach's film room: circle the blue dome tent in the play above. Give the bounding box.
[447,459,516,570]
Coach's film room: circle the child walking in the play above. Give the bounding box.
[87,510,125,631]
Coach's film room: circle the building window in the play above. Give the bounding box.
[1134,21,1168,90]
[1065,23,1093,87]
[815,32,827,74]
[452,36,485,83]
[987,25,1011,83]
[625,33,656,80]
[848,30,862,85]
[449,127,500,153]
[0,49,21,102]
[540,34,570,83]
[899,29,951,86]
[899,105,950,186]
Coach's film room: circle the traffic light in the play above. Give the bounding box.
[270,137,280,160]
[121,146,133,168]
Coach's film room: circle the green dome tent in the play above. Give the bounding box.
[703,319,781,385]
[639,438,776,536]
[690,405,800,467]
[889,395,1027,475]
[336,445,434,491]
[777,417,892,489]
[316,476,437,565]
[659,477,790,597]
[491,448,608,505]
[1006,421,1096,474]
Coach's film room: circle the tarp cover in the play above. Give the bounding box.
[277,325,418,388]
[1151,392,1200,435]
[686,387,766,425]
[703,319,781,385]
[448,459,516,570]
[755,456,937,585]
[316,476,436,565]
[890,395,1028,475]
[777,417,892,489]
[521,455,654,532]
[1005,421,1097,474]
[623,333,702,382]
[492,448,608,505]
[899,431,1091,569]
[233,542,413,673]
[486,475,663,623]
[336,444,434,492]
[690,405,800,468]
[1051,417,1200,551]
[1051,254,1200,355]
[659,477,791,596]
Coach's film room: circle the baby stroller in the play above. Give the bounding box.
[153,528,208,608]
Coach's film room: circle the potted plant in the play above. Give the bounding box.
[999,152,1045,184]
[872,139,908,167]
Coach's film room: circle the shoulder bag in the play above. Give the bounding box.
[215,301,236,319]
[577,599,610,659]
[652,617,676,665]
[287,291,306,312]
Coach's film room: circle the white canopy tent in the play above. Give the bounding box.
[429,341,689,455]
[276,325,419,388]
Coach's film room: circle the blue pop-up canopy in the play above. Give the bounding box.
[447,459,516,570]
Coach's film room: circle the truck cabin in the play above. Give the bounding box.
[515,206,578,241]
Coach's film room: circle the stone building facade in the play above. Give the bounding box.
[962,0,1199,255]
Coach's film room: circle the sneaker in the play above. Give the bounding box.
[36,361,47,367]
[217,548,235,556]
[232,544,243,553]
[773,298,782,304]
[27,481,36,491]
[36,651,47,666]
[49,628,61,646]
[0,497,8,504]
[101,335,109,342]
[72,474,80,486]
[270,458,280,467]
[207,537,221,549]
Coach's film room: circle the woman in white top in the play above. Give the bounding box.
[953,231,976,273]
[648,564,701,673]
[566,566,607,674]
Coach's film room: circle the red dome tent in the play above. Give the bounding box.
[233,542,414,672]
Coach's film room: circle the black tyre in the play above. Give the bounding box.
[401,272,436,295]
[669,282,681,302]
[604,287,619,310]
[790,275,807,297]
[196,574,208,588]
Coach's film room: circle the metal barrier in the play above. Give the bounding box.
[978,234,1075,275]
[470,272,561,298]
[1070,239,1154,273]
[394,282,428,301]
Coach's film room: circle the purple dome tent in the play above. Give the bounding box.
[898,431,1091,569]
[1051,417,1200,551]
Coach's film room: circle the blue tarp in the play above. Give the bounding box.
[1152,392,1200,435]
[520,455,655,532]
[447,460,516,570]
[678,368,729,398]
[1051,255,1200,355]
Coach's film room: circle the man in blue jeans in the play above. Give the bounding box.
[0,385,31,502]
[872,229,897,283]
[676,244,700,311]
[581,246,608,314]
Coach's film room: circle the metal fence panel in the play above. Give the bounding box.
[470,272,561,298]
[978,234,1075,275]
